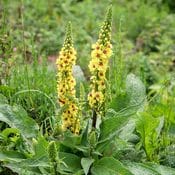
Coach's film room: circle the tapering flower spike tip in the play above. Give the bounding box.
[98,5,112,46]
[63,22,73,50]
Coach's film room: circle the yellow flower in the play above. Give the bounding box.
[97,80,106,91]
[88,90,105,108]
[91,49,104,59]
[56,22,80,134]
[88,58,99,72]
[95,91,104,103]
[88,91,96,107]
[88,6,112,115]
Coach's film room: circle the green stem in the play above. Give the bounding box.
[92,110,97,129]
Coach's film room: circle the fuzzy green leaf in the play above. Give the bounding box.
[99,115,129,141]
[0,151,26,162]
[4,157,49,175]
[0,104,39,140]
[146,163,175,175]
[59,152,81,173]
[81,157,94,175]
[124,162,175,175]
[91,157,133,175]
[126,73,146,112]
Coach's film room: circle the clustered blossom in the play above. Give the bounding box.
[56,22,80,134]
[88,6,112,114]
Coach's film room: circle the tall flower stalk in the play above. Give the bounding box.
[56,22,80,134]
[88,6,112,127]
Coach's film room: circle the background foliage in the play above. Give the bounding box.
[0,0,175,174]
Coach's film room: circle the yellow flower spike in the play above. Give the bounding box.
[56,22,80,134]
[88,5,113,119]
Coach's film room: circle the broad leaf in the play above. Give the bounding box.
[61,131,81,148]
[0,104,39,140]
[91,157,133,175]
[59,152,81,173]
[5,163,45,175]
[119,118,137,142]
[99,115,130,141]
[146,163,175,175]
[126,74,146,112]
[125,162,160,175]
[97,115,131,153]
[4,156,50,175]
[81,157,94,175]
[109,74,146,115]
[124,162,175,175]
[0,151,26,162]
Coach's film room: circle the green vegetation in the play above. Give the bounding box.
[0,0,175,174]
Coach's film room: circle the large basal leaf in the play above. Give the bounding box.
[119,118,138,142]
[0,104,39,140]
[4,156,50,175]
[97,114,131,153]
[125,162,160,175]
[91,157,133,175]
[109,74,146,116]
[0,151,26,162]
[126,73,146,112]
[125,162,175,175]
[99,115,130,141]
[4,166,43,175]
[0,151,47,175]
[146,163,175,175]
[5,162,46,175]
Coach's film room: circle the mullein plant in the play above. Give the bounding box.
[88,6,112,127]
[56,22,80,134]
